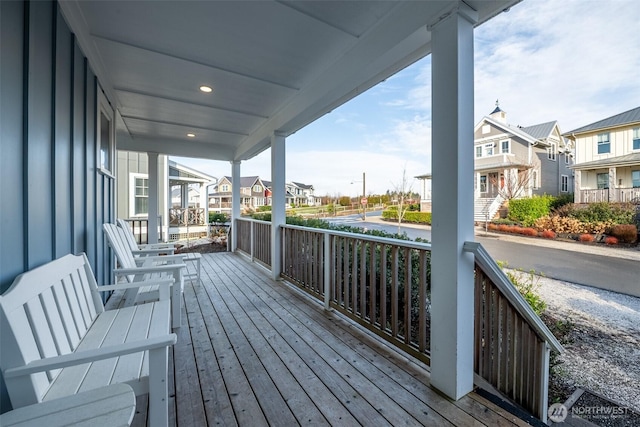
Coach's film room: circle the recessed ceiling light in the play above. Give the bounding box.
[187,133,196,138]
[199,85,213,93]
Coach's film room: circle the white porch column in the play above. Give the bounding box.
[428,2,477,400]
[271,132,286,280]
[148,152,159,244]
[574,170,582,203]
[231,160,241,251]
[608,167,617,202]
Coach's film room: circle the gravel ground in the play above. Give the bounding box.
[527,272,640,414]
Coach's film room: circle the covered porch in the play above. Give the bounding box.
[1,0,564,424]
[107,252,529,426]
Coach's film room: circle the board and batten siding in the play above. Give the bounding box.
[1,1,115,412]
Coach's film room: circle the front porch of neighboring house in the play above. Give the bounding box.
[571,155,640,203]
[2,1,564,424]
[474,163,534,222]
[167,161,215,241]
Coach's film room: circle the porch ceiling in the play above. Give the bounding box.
[60,0,518,162]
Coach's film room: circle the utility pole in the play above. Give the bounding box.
[362,171,366,221]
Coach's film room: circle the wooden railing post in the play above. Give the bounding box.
[250,219,255,261]
[323,233,330,310]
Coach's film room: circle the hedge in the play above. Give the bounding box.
[382,209,432,225]
[508,195,554,226]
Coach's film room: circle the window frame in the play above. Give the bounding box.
[633,128,640,151]
[484,143,494,157]
[253,184,262,193]
[129,173,149,217]
[220,184,230,193]
[596,172,609,189]
[632,170,640,188]
[479,175,488,193]
[97,89,115,176]
[500,140,510,154]
[597,132,610,154]
[561,175,568,193]
[547,143,556,161]
[475,146,483,158]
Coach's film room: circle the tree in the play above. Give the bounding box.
[392,167,415,233]
[489,167,536,200]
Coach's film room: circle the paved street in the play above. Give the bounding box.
[323,213,640,298]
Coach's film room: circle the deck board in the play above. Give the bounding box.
[108,252,528,426]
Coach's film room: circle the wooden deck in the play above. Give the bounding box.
[109,252,531,426]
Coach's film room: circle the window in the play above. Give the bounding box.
[482,124,490,134]
[480,175,487,193]
[632,170,640,188]
[565,153,570,164]
[548,143,556,161]
[253,185,262,192]
[561,175,568,192]
[501,140,510,154]
[597,173,609,189]
[475,146,482,158]
[484,143,494,156]
[129,173,149,216]
[97,90,114,174]
[597,133,610,154]
[633,128,640,150]
[532,170,538,189]
[220,184,230,192]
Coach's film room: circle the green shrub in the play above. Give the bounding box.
[550,194,574,210]
[609,224,638,243]
[507,195,554,226]
[257,205,272,212]
[251,212,271,221]
[570,202,634,224]
[382,209,432,224]
[497,261,547,316]
[209,212,228,224]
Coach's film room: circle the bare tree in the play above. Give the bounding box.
[392,167,415,233]
[489,167,536,200]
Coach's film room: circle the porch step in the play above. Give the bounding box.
[474,198,494,222]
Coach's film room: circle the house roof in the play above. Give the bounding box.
[291,181,313,190]
[565,106,640,135]
[168,160,216,184]
[569,152,640,170]
[519,120,557,140]
[59,1,520,163]
[218,176,262,188]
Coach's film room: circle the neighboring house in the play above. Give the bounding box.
[473,103,574,221]
[287,182,320,206]
[209,177,319,212]
[209,176,269,213]
[415,173,432,212]
[564,106,640,203]
[117,152,216,241]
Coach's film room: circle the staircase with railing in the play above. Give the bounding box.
[474,195,504,223]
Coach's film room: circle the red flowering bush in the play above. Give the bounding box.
[579,234,595,243]
[604,236,619,246]
[522,228,538,237]
[540,230,556,239]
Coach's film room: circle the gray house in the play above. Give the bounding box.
[473,104,574,220]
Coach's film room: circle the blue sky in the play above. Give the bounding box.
[176,0,640,196]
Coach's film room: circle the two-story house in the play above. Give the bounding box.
[209,176,269,213]
[473,103,573,221]
[287,182,320,206]
[565,106,640,203]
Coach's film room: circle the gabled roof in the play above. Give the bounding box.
[565,106,640,135]
[291,181,313,190]
[217,176,262,188]
[168,160,216,183]
[570,152,640,170]
[519,121,557,140]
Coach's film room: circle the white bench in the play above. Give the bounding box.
[104,223,186,328]
[0,383,136,426]
[0,253,177,427]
